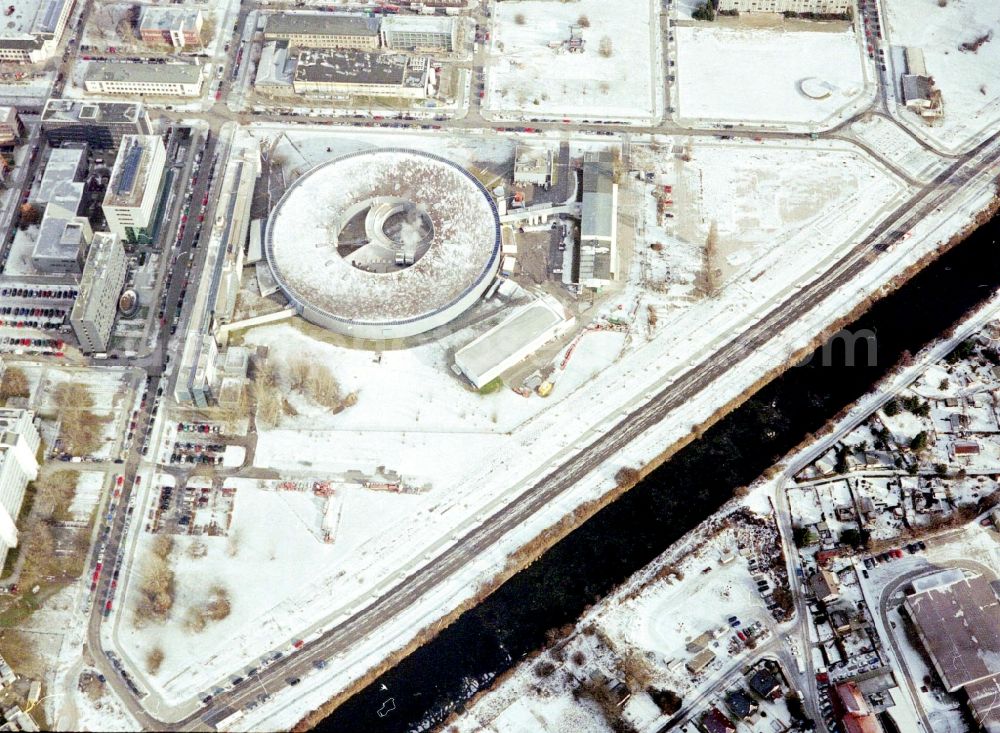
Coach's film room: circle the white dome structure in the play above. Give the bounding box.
[265,148,502,341]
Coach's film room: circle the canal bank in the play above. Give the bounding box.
[308,195,1000,733]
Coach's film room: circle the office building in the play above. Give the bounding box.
[264,12,381,50]
[0,0,75,63]
[41,99,152,149]
[293,49,431,99]
[0,107,24,147]
[102,135,166,243]
[717,0,849,12]
[139,6,203,48]
[70,233,127,354]
[84,62,204,97]
[0,409,40,571]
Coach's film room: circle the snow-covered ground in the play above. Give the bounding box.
[849,115,948,182]
[92,117,1000,726]
[883,0,1000,152]
[674,23,871,128]
[484,0,661,122]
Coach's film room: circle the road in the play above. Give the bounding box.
[63,0,1000,726]
[82,117,1000,730]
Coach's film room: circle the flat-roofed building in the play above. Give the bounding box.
[84,62,204,97]
[454,297,573,389]
[30,146,86,206]
[717,0,849,13]
[903,568,1000,733]
[292,49,431,99]
[41,99,152,149]
[264,12,380,50]
[70,233,126,353]
[254,41,296,95]
[176,141,259,406]
[139,6,203,48]
[381,15,456,52]
[0,0,75,63]
[579,151,618,287]
[32,178,91,273]
[513,144,553,186]
[0,107,24,147]
[0,409,40,570]
[102,135,166,243]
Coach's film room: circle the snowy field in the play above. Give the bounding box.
[849,116,948,182]
[485,0,660,121]
[674,24,869,127]
[883,0,1000,152]
[632,138,909,302]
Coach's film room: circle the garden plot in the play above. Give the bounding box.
[675,24,869,127]
[485,0,660,121]
[883,0,1000,152]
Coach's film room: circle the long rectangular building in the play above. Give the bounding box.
[381,15,456,52]
[41,99,152,149]
[454,297,573,389]
[293,49,430,98]
[717,0,849,13]
[0,408,40,571]
[70,233,127,354]
[84,62,204,97]
[579,151,618,286]
[264,12,381,50]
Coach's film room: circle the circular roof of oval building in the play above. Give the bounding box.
[265,148,502,333]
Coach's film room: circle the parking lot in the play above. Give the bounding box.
[149,477,236,537]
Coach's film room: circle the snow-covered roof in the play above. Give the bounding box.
[265,148,501,328]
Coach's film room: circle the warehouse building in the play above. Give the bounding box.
[0,408,40,571]
[579,151,618,287]
[717,0,849,13]
[454,297,573,389]
[293,50,431,99]
[102,135,167,243]
[84,62,204,98]
[41,99,152,149]
[139,7,204,48]
[381,16,457,52]
[903,568,1000,732]
[70,233,127,354]
[264,12,381,50]
[0,0,75,63]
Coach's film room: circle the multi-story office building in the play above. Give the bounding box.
[717,0,849,13]
[70,233,127,354]
[293,50,431,99]
[0,408,40,570]
[0,107,24,148]
[41,99,152,150]
[0,0,75,63]
[84,62,204,98]
[102,135,167,243]
[264,12,381,50]
[138,7,203,48]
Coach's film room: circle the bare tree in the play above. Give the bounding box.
[146,647,165,675]
[598,36,613,58]
[0,367,29,401]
